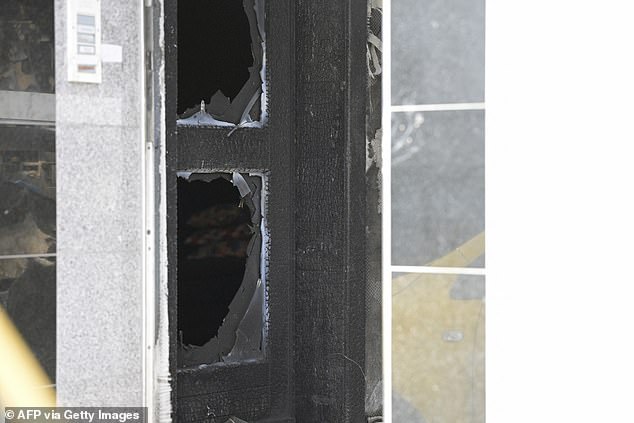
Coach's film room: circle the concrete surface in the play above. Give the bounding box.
[391,0,485,420]
[392,0,485,105]
[391,110,484,267]
[54,0,145,406]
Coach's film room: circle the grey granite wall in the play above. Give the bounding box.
[55,0,145,406]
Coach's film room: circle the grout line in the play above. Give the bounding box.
[391,102,485,113]
[381,0,393,420]
[0,253,56,260]
[392,265,486,276]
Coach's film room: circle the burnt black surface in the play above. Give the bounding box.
[167,0,294,418]
[177,0,253,115]
[293,0,367,421]
[165,0,368,420]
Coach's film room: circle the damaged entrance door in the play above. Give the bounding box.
[165,0,293,421]
[164,0,369,420]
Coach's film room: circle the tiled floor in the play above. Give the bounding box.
[390,0,485,420]
[391,0,484,106]
[393,272,484,423]
[391,110,484,267]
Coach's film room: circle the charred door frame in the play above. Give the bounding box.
[163,0,368,421]
[166,0,294,420]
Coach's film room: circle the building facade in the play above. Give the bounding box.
[1,0,383,421]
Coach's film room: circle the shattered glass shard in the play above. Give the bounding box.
[208,91,231,116]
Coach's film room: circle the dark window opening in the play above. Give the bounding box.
[177,0,265,126]
[177,177,249,346]
[0,126,56,384]
[177,173,265,367]
[0,0,55,93]
[0,0,56,385]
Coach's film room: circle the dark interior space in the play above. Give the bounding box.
[1,126,56,383]
[177,176,253,347]
[177,0,254,116]
[0,0,55,93]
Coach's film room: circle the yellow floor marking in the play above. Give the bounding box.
[393,231,485,423]
[426,231,485,268]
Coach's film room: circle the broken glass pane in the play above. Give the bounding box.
[177,172,266,367]
[177,0,266,128]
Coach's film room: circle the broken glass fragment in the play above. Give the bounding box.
[177,172,267,367]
